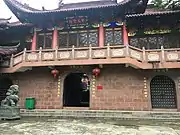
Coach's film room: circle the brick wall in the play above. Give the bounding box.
[91,65,149,111]
[12,66,150,110]
[15,68,62,109]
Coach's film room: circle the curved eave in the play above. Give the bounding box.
[126,10,180,18]
[7,22,33,28]
[0,22,33,31]
[0,43,20,55]
[4,0,148,23]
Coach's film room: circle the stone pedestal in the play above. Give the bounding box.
[0,106,20,120]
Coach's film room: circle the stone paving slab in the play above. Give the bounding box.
[1,118,180,135]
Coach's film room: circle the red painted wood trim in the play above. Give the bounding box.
[52,28,58,49]
[98,24,104,47]
[123,24,129,46]
[31,30,37,51]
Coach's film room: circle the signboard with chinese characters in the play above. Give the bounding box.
[66,16,88,28]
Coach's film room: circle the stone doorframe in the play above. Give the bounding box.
[58,66,93,109]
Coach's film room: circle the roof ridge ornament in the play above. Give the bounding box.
[58,0,64,9]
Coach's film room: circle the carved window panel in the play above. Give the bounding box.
[148,36,157,49]
[89,31,98,46]
[105,28,122,45]
[59,29,98,48]
[79,32,88,47]
[139,37,148,49]
[114,30,123,44]
[37,34,44,49]
[45,33,52,49]
[157,36,164,49]
[59,32,68,48]
[69,31,78,47]
[129,38,138,47]
[37,33,52,49]
[105,30,113,44]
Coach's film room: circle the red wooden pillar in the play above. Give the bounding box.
[123,23,129,46]
[52,27,58,49]
[98,24,104,47]
[31,29,37,51]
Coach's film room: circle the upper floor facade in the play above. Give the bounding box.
[1,0,180,73]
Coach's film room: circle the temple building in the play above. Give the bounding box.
[0,0,180,111]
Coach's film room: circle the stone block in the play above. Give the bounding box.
[0,106,20,120]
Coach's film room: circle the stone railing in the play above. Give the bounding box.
[1,45,180,68]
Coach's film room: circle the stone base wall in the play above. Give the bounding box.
[14,68,61,109]
[91,66,149,110]
[7,65,180,111]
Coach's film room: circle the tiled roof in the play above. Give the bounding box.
[3,0,132,13]
[3,0,149,24]
[0,17,11,25]
[7,21,32,27]
[4,0,148,14]
[126,9,180,18]
[0,19,32,29]
[0,43,19,55]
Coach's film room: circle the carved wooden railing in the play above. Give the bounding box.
[1,45,180,68]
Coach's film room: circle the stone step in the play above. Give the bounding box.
[20,109,180,120]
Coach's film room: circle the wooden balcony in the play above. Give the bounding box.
[1,45,180,73]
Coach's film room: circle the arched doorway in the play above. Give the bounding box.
[150,75,177,109]
[63,73,90,107]
[0,77,13,102]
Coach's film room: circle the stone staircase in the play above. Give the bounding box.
[20,109,180,120]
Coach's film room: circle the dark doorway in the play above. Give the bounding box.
[0,77,13,102]
[150,75,177,109]
[63,73,90,107]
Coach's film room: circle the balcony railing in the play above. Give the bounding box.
[1,45,180,69]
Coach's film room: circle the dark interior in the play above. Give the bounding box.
[63,73,90,107]
[0,77,13,102]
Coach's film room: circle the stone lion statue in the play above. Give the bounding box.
[1,85,19,107]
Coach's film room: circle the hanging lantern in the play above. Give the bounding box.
[51,69,59,78]
[92,67,100,77]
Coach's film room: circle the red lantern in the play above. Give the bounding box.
[92,67,100,77]
[51,69,59,78]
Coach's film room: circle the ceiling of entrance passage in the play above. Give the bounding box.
[0,0,152,22]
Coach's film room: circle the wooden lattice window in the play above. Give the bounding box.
[105,28,122,46]
[59,29,98,48]
[129,34,180,49]
[37,32,52,49]
[150,75,177,109]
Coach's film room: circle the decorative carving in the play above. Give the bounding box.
[13,55,22,65]
[26,53,38,61]
[130,50,141,60]
[0,85,20,120]
[59,52,71,59]
[42,52,54,60]
[1,85,19,107]
[147,53,160,61]
[75,51,88,59]
[89,31,98,46]
[92,50,106,58]
[111,49,124,57]
[57,76,61,97]
[166,53,179,61]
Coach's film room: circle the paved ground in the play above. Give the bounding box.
[1,118,180,135]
